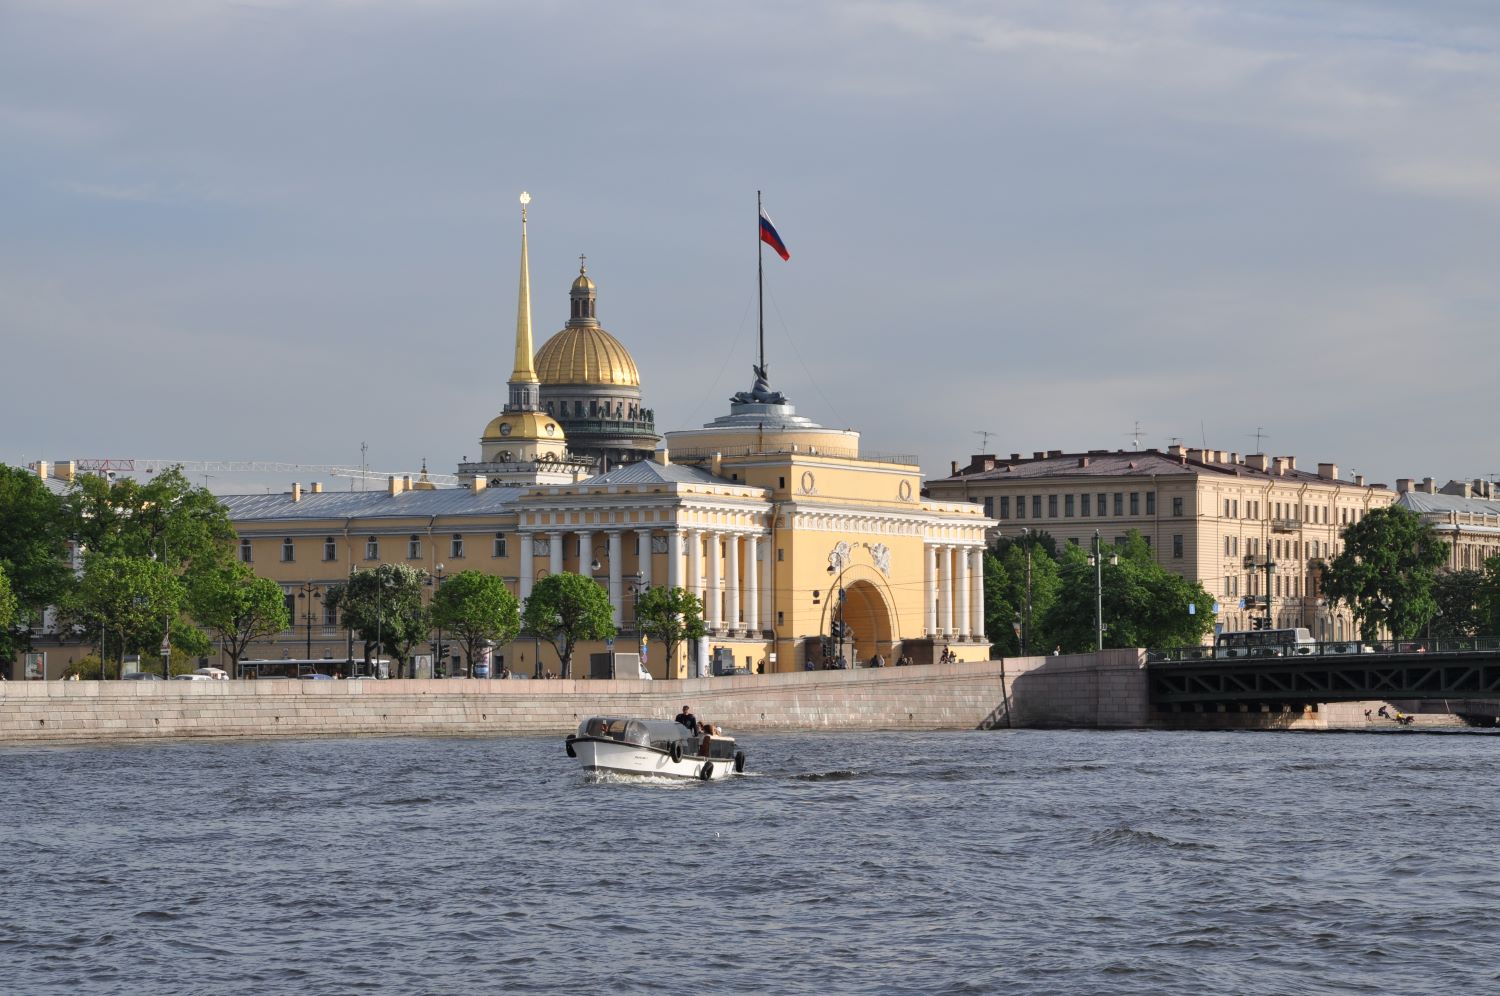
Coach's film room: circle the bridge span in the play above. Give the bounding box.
[1147,639,1500,711]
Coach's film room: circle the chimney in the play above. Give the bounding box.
[711,452,723,477]
[1047,449,1062,458]
[388,475,402,496]
[403,475,413,492]
[656,447,670,466]
[1167,443,1184,456]
[1078,456,1090,468]
[1231,452,1240,464]
[471,475,487,491]
[1396,478,1411,493]
[1033,451,1046,460]
[1355,475,1366,487]
[1282,455,1297,471]
[34,460,49,479]
[1010,453,1021,461]
[58,460,76,482]
[1423,477,1436,494]
[311,482,323,494]
[291,483,302,503]
[1317,463,1338,481]
[1246,454,1269,472]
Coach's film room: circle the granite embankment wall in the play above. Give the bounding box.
[0,651,1152,745]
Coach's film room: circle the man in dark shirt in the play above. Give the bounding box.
[675,704,698,735]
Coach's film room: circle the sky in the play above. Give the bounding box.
[5,0,1500,495]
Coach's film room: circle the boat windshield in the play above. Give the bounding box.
[576,717,693,749]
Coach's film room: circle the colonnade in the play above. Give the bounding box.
[924,544,987,643]
[518,527,772,637]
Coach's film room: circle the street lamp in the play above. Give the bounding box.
[428,563,445,677]
[297,582,322,660]
[826,563,852,667]
[1088,530,1119,652]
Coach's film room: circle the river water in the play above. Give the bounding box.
[2,729,1498,995]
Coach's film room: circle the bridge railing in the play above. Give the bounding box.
[1147,636,1500,664]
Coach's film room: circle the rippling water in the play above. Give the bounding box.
[3,729,1499,995]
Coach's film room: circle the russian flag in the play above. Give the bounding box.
[759,210,790,261]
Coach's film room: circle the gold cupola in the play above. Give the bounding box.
[535,259,642,387]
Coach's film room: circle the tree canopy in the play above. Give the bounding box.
[0,465,74,660]
[0,567,17,632]
[325,564,429,675]
[983,538,1061,657]
[60,554,185,675]
[64,468,233,573]
[1042,532,1214,652]
[1320,505,1450,640]
[185,561,291,670]
[633,585,705,677]
[1430,568,1486,638]
[521,572,615,678]
[431,570,521,673]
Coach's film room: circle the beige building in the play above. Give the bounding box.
[221,194,993,676]
[1395,477,1500,572]
[927,446,1397,640]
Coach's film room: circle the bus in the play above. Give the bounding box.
[1214,627,1316,659]
[239,658,385,679]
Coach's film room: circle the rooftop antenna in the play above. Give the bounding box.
[1125,420,1144,451]
[974,430,997,452]
[360,441,367,492]
[1249,426,1270,452]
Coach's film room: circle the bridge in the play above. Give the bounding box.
[1146,638,1500,711]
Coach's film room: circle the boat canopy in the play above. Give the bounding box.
[577,716,695,747]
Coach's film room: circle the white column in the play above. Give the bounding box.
[956,545,970,639]
[549,531,564,578]
[519,532,534,601]
[745,534,760,635]
[577,530,593,575]
[637,528,653,590]
[940,546,954,638]
[607,530,623,628]
[707,531,722,633]
[925,545,938,636]
[970,548,986,642]
[668,529,683,589]
[760,535,773,635]
[726,532,741,635]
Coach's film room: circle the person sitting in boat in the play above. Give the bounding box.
[699,723,717,755]
[675,704,699,735]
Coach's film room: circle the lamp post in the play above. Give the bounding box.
[826,562,852,667]
[1088,530,1119,652]
[429,563,445,677]
[297,582,322,660]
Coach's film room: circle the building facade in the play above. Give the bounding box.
[1395,477,1500,571]
[927,446,1398,640]
[222,195,993,676]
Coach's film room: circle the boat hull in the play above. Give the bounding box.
[571,737,738,780]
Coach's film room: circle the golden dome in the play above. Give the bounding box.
[535,326,641,387]
[482,411,566,442]
[571,271,596,294]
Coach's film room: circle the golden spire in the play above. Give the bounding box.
[511,191,538,384]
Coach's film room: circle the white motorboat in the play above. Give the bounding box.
[566,717,746,781]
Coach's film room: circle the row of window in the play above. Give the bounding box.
[244,533,511,564]
[987,492,1169,520]
[1221,498,1365,526]
[1218,573,1317,598]
[282,593,339,629]
[1221,537,1329,560]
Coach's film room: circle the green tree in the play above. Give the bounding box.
[1321,505,1450,640]
[1430,569,1485,638]
[65,467,234,572]
[983,536,1061,657]
[60,554,184,677]
[186,561,292,673]
[0,567,17,631]
[1479,555,1500,636]
[325,564,429,676]
[522,572,615,679]
[431,570,521,675]
[1043,532,1213,651]
[0,465,74,661]
[633,585,705,677]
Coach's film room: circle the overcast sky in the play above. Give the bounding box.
[5,1,1499,494]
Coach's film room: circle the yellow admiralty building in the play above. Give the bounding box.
[222,196,994,677]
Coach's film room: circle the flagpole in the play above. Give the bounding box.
[757,189,765,377]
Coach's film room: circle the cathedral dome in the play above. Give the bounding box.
[536,326,641,387]
[481,411,566,443]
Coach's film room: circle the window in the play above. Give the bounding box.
[1173,534,1183,558]
[323,603,338,626]
[493,533,507,558]
[283,592,296,625]
[1143,535,1151,549]
[1081,493,1091,516]
[1064,494,1074,517]
[323,537,337,561]
[407,535,421,560]
[1225,536,1231,557]
[983,497,994,518]
[1048,494,1058,518]
[1098,493,1108,517]
[281,537,295,562]
[1224,499,1231,517]
[1032,495,1042,518]
[1016,496,1026,519]
[240,539,253,563]
[451,533,465,558]
[777,549,784,562]
[1129,492,1139,516]
[1172,496,1183,517]
[999,496,1010,519]
[1233,537,1238,556]
[1146,492,1156,515]
[366,536,380,560]
[1114,536,1126,549]
[778,477,785,489]
[1113,493,1123,516]
[1233,500,1239,518]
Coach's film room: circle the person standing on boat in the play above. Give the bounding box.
[675,704,699,735]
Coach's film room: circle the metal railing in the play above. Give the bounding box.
[668,446,919,466]
[1147,635,1500,663]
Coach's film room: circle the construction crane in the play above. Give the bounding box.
[47,458,460,487]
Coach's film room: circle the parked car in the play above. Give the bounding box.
[193,667,229,680]
[299,673,334,680]
[121,671,164,681]
[171,673,213,681]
